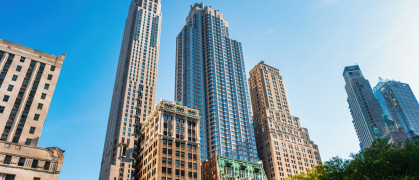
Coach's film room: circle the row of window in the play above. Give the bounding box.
[1,174,41,180]
[3,155,51,170]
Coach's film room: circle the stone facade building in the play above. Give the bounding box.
[0,39,65,179]
[202,153,267,180]
[248,62,321,180]
[99,0,162,179]
[136,100,201,180]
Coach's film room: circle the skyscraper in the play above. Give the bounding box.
[374,79,419,138]
[0,39,65,179]
[249,62,321,179]
[175,3,258,163]
[99,0,162,179]
[343,65,385,150]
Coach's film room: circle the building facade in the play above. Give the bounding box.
[99,0,162,179]
[374,80,419,138]
[0,39,65,179]
[248,62,321,180]
[343,65,386,150]
[0,141,64,180]
[136,100,201,180]
[175,3,258,164]
[202,153,267,180]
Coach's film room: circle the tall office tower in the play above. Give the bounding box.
[99,0,162,179]
[0,39,65,179]
[343,65,385,150]
[175,3,258,163]
[374,79,419,138]
[135,100,201,180]
[249,62,322,180]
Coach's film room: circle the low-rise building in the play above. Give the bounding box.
[0,141,64,179]
[202,153,267,180]
[135,100,201,180]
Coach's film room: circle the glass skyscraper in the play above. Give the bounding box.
[175,3,258,163]
[343,65,385,150]
[374,80,419,138]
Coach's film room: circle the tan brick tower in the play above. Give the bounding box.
[248,61,321,180]
[136,100,201,180]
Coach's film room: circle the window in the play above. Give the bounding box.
[25,139,32,145]
[7,85,13,91]
[47,74,53,80]
[44,84,50,90]
[44,161,51,171]
[37,103,43,110]
[41,93,46,100]
[4,155,12,164]
[18,157,26,166]
[20,57,25,62]
[0,106,4,113]
[12,75,18,81]
[16,66,22,72]
[29,127,36,134]
[31,160,38,168]
[34,114,40,121]
[33,178,41,180]
[5,175,15,180]
[3,95,9,102]
[50,66,56,71]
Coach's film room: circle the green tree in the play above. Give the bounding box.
[289,138,419,180]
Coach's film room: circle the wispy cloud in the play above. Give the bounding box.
[265,28,276,35]
[319,0,340,6]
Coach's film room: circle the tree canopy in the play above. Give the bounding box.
[289,138,419,180]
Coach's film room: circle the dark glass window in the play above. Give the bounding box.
[25,139,32,145]
[41,93,46,100]
[47,74,53,80]
[29,127,36,134]
[18,157,26,166]
[34,114,40,121]
[7,85,13,91]
[3,95,9,102]
[31,160,38,168]
[16,66,22,72]
[5,175,15,180]
[44,161,50,170]
[0,106,4,113]
[37,103,43,110]
[12,75,18,81]
[4,155,12,164]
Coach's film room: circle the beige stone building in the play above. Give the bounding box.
[99,0,162,179]
[0,39,65,179]
[248,62,321,180]
[136,100,201,180]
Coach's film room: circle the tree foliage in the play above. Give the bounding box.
[288,138,419,180]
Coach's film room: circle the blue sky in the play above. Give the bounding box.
[1,0,419,179]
